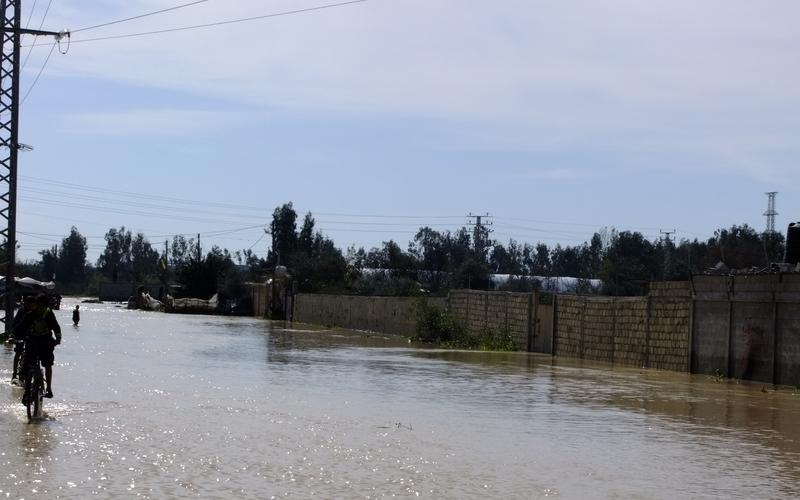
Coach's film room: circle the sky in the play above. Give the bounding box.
[12,0,800,263]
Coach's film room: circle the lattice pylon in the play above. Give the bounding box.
[0,0,21,325]
[764,192,778,235]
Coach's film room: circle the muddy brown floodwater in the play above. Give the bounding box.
[1,299,799,499]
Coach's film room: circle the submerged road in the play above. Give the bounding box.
[1,298,799,499]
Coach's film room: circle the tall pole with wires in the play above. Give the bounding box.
[0,0,62,326]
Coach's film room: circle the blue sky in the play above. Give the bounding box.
[14,0,800,262]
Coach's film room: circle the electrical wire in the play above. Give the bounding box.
[21,0,54,70]
[21,40,56,103]
[24,0,39,29]
[22,176,465,220]
[247,231,267,251]
[72,0,210,34]
[68,0,368,45]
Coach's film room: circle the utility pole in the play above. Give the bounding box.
[196,233,201,261]
[466,212,493,289]
[1,1,65,327]
[467,212,493,252]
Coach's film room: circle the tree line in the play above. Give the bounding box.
[11,202,786,298]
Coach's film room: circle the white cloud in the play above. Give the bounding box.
[35,0,800,179]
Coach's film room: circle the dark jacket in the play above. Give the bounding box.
[14,308,61,343]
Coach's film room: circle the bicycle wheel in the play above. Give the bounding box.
[24,372,34,420]
[32,369,43,419]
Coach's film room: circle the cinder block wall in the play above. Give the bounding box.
[613,298,648,367]
[293,294,446,337]
[448,290,532,350]
[554,295,582,359]
[553,285,691,371]
[649,298,691,371]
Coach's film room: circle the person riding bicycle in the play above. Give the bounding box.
[10,295,36,384]
[13,294,61,398]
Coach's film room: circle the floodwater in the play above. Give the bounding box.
[1,299,799,499]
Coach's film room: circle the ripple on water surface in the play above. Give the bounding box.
[1,300,799,499]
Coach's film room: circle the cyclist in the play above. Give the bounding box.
[13,294,61,398]
[10,295,35,385]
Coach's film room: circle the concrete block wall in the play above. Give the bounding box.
[448,290,532,350]
[613,298,648,367]
[581,298,616,363]
[648,298,691,371]
[554,295,582,358]
[649,281,691,298]
[553,292,691,371]
[293,294,446,337]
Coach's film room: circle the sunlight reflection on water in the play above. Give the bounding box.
[0,299,799,499]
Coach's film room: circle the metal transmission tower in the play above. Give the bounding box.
[764,192,778,234]
[660,229,676,280]
[0,0,63,326]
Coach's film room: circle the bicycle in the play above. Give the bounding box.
[16,340,45,420]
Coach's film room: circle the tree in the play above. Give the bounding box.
[268,203,297,266]
[532,243,551,275]
[291,231,347,293]
[131,233,161,282]
[177,246,236,299]
[599,231,658,295]
[97,227,132,283]
[551,244,581,277]
[298,212,315,255]
[38,245,58,281]
[409,227,451,291]
[56,227,88,289]
[170,235,196,268]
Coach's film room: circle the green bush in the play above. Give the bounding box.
[415,300,464,343]
[414,300,517,351]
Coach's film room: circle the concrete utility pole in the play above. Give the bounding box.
[467,212,493,248]
[0,1,65,327]
[466,212,493,289]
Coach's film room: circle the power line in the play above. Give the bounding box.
[23,175,270,212]
[72,0,210,34]
[22,175,466,220]
[21,0,54,70]
[24,0,38,29]
[67,0,368,45]
[21,40,56,103]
